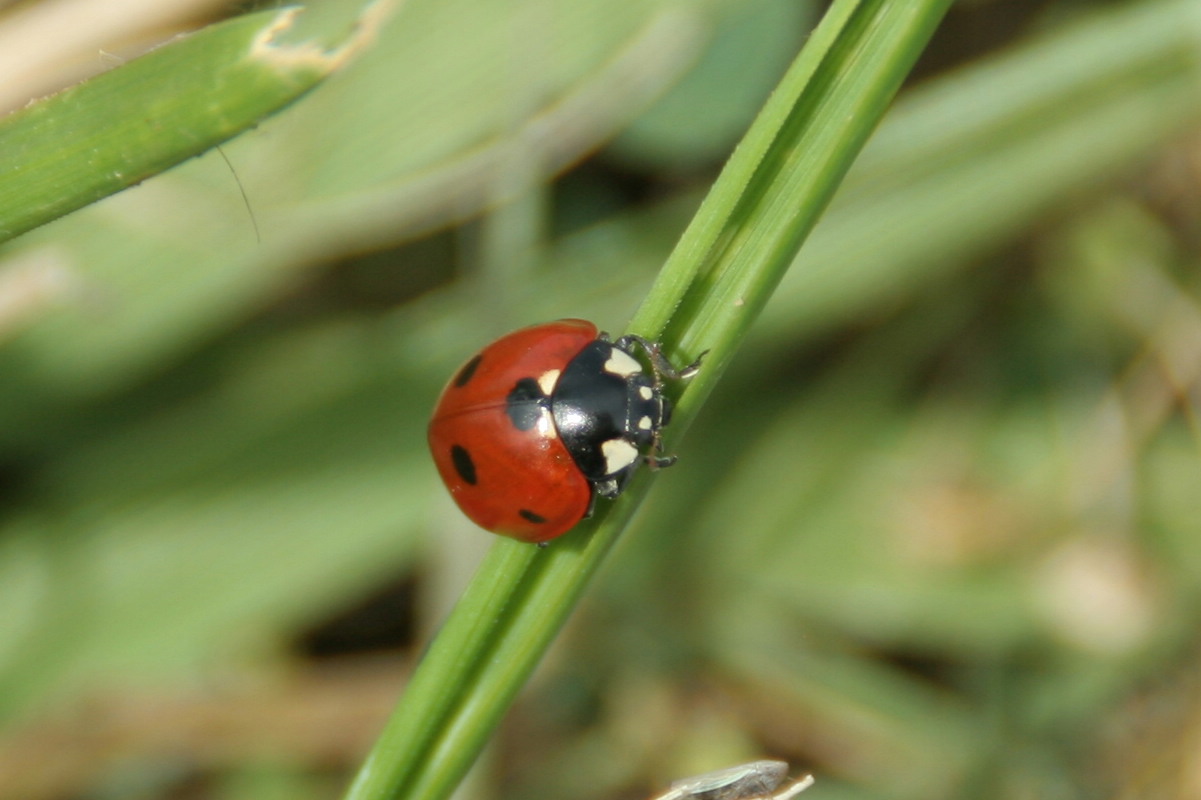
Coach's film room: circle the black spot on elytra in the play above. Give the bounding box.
[519,509,547,524]
[450,445,477,485]
[454,355,483,387]
[506,377,547,431]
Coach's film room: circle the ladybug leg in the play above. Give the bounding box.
[581,488,599,518]
[642,399,678,471]
[646,454,677,470]
[595,476,622,498]
[613,334,706,381]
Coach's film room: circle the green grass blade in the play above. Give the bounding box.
[0,5,365,243]
[343,2,954,800]
[632,0,953,412]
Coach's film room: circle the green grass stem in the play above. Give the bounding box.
[343,2,955,800]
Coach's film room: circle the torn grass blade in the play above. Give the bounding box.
[0,5,371,244]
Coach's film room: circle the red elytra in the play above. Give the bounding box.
[428,319,598,542]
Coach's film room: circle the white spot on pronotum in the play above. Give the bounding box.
[605,349,642,377]
[537,369,561,396]
[638,416,652,431]
[639,386,654,400]
[602,439,640,475]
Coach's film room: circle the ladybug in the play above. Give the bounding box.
[428,319,702,543]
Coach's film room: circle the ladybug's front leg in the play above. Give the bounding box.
[595,475,623,499]
[613,334,705,382]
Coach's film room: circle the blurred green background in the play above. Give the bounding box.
[2,0,1201,798]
